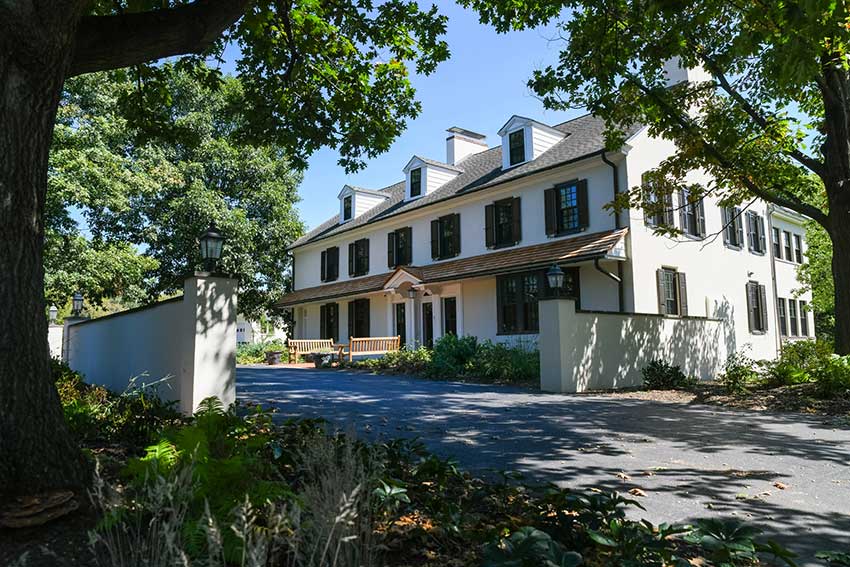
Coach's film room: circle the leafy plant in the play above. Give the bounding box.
[812,355,850,399]
[762,340,833,388]
[372,479,410,517]
[468,340,540,383]
[641,359,695,390]
[684,518,797,566]
[719,351,761,394]
[428,334,479,378]
[236,339,286,364]
[817,551,850,565]
[588,519,689,566]
[483,527,582,567]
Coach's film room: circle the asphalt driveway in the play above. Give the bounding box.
[237,366,850,564]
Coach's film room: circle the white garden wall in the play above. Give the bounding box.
[64,275,237,414]
[539,298,731,392]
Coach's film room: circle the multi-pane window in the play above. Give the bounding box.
[777,298,788,337]
[678,188,706,237]
[410,168,422,198]
[431,214,461,260]
[508,130,525,166]
[643,174,675,228]
[772,227,781,257]
[348,238,369,277]
[746,281,768,333]
[783,231,793,261]
[545,180,589,236]
[320,246,340,282]
[800,300,809,336]
[485,197,521,248]
[443,297,457,336]
[388,227,413,268]
[319,303,339,342]
[657,268,687,316]
[343,195,352,221]
[497,268,580,334]
[394,303,406,345]
[789,299,799,336]
[722,207,745,248]
[794,234,803,264]
[746,211,767,254]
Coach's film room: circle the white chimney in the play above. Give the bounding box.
[663,57,711,87]
[446,127,488,165]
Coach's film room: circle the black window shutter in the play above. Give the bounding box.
[721,207,730,244]
[758,284,768,331]
[676,272,688,316]
[331,247,339,280]
[451,214,461,257]
[484,204,496,248]
[696,200,706,237]
[511,197,522,243]
[678,190,688,233]
[430,219,440,259]
[757,216,766,253]
[544,187,558,236]
[656,269,667,315]
[577,179,589,229]
[387,232,396,268]
[404,227,412,264]
[347,300,355,339]
[362,239,370,273]
[320,304,327,338]
[348,242,355,276]
[321,250,327,281]
[746,283,756,332]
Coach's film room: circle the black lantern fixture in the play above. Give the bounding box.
[546,264,565,295]
[199,222,225,272]
[71,291,84,317]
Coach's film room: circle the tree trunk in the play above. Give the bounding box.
[0,16,90,495]
[829,210,850,355]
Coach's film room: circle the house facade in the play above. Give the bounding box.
[278,85,812,361]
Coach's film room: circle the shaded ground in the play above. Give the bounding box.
[238,366,850,566]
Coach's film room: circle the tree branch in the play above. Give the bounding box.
[68,0,250,77]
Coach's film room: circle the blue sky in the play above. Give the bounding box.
[282,2,582,229]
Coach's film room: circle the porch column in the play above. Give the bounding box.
[404,295,416,348]
[431,294,443,342]
[456,284,464,336]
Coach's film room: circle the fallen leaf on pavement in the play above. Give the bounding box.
[629,488,647,497]
[773,482,787,490]
[616,472,631,481]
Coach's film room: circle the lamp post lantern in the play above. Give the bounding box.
[199,222,225,273]
[546,264,565,296]
[48,304,58,324]
[71,292,84,317]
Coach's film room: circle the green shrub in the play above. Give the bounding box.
[718,351,761,394]
[641,359,695,390]
[236,338,286,364]
[762,339,833,388]
[428,334,479,378]
[812,355,850,399]
[467,340,539,383]
[351,346,432,374]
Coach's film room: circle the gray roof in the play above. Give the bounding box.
[408,155,464,172]
[290,114,642,250]
[344,185,390,198]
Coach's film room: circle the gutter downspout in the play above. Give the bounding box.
[601,153,626,312]
[766,204,783,356]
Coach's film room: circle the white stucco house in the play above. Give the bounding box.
[277,67,812,368]
[236,315,287,344]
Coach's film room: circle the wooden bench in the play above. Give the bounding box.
[338,336,401,362]
[287,339,334,364]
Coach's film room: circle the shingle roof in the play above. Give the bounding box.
[344,185,390,198]
[290,114,642,250]
[408,155,463,172]
[277,228,627,307]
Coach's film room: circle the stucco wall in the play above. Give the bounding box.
[539,299,731,392]
[65,275,236,414]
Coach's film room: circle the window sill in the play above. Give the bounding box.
[775,257,800,266]
[748,250,766,256]
[749,330,767,335]
[723,243,743,252]
[551,227,587,238]
[497,329,539,336]
[488,241,520,250]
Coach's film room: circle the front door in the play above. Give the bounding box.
[394,303,406,345]
[422,302,434,348]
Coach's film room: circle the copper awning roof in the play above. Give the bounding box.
[277,228,627,307]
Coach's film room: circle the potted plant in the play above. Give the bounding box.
[311,348,336,368]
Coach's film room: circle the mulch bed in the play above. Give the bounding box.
[587,382,850,419]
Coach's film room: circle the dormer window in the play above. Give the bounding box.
[410,168,422,198]
[343,195,352,221]
[508,130,525,166]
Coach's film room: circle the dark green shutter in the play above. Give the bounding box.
[511,197,522,243]
[676,272,688,316]
[430,219,440,259]
[451,214,461,257]
[348,242,355,276]
[485,204,496,248]
[330,247,339,280]
[404,227,413,264]
[734,209,744,247]
[321,250,327,281]
[757,216,766,253]
[387,232,396,268]
[544,187,558,236]
[577,179,589,229]
[656,269,667,315]
[746,283,756,332]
